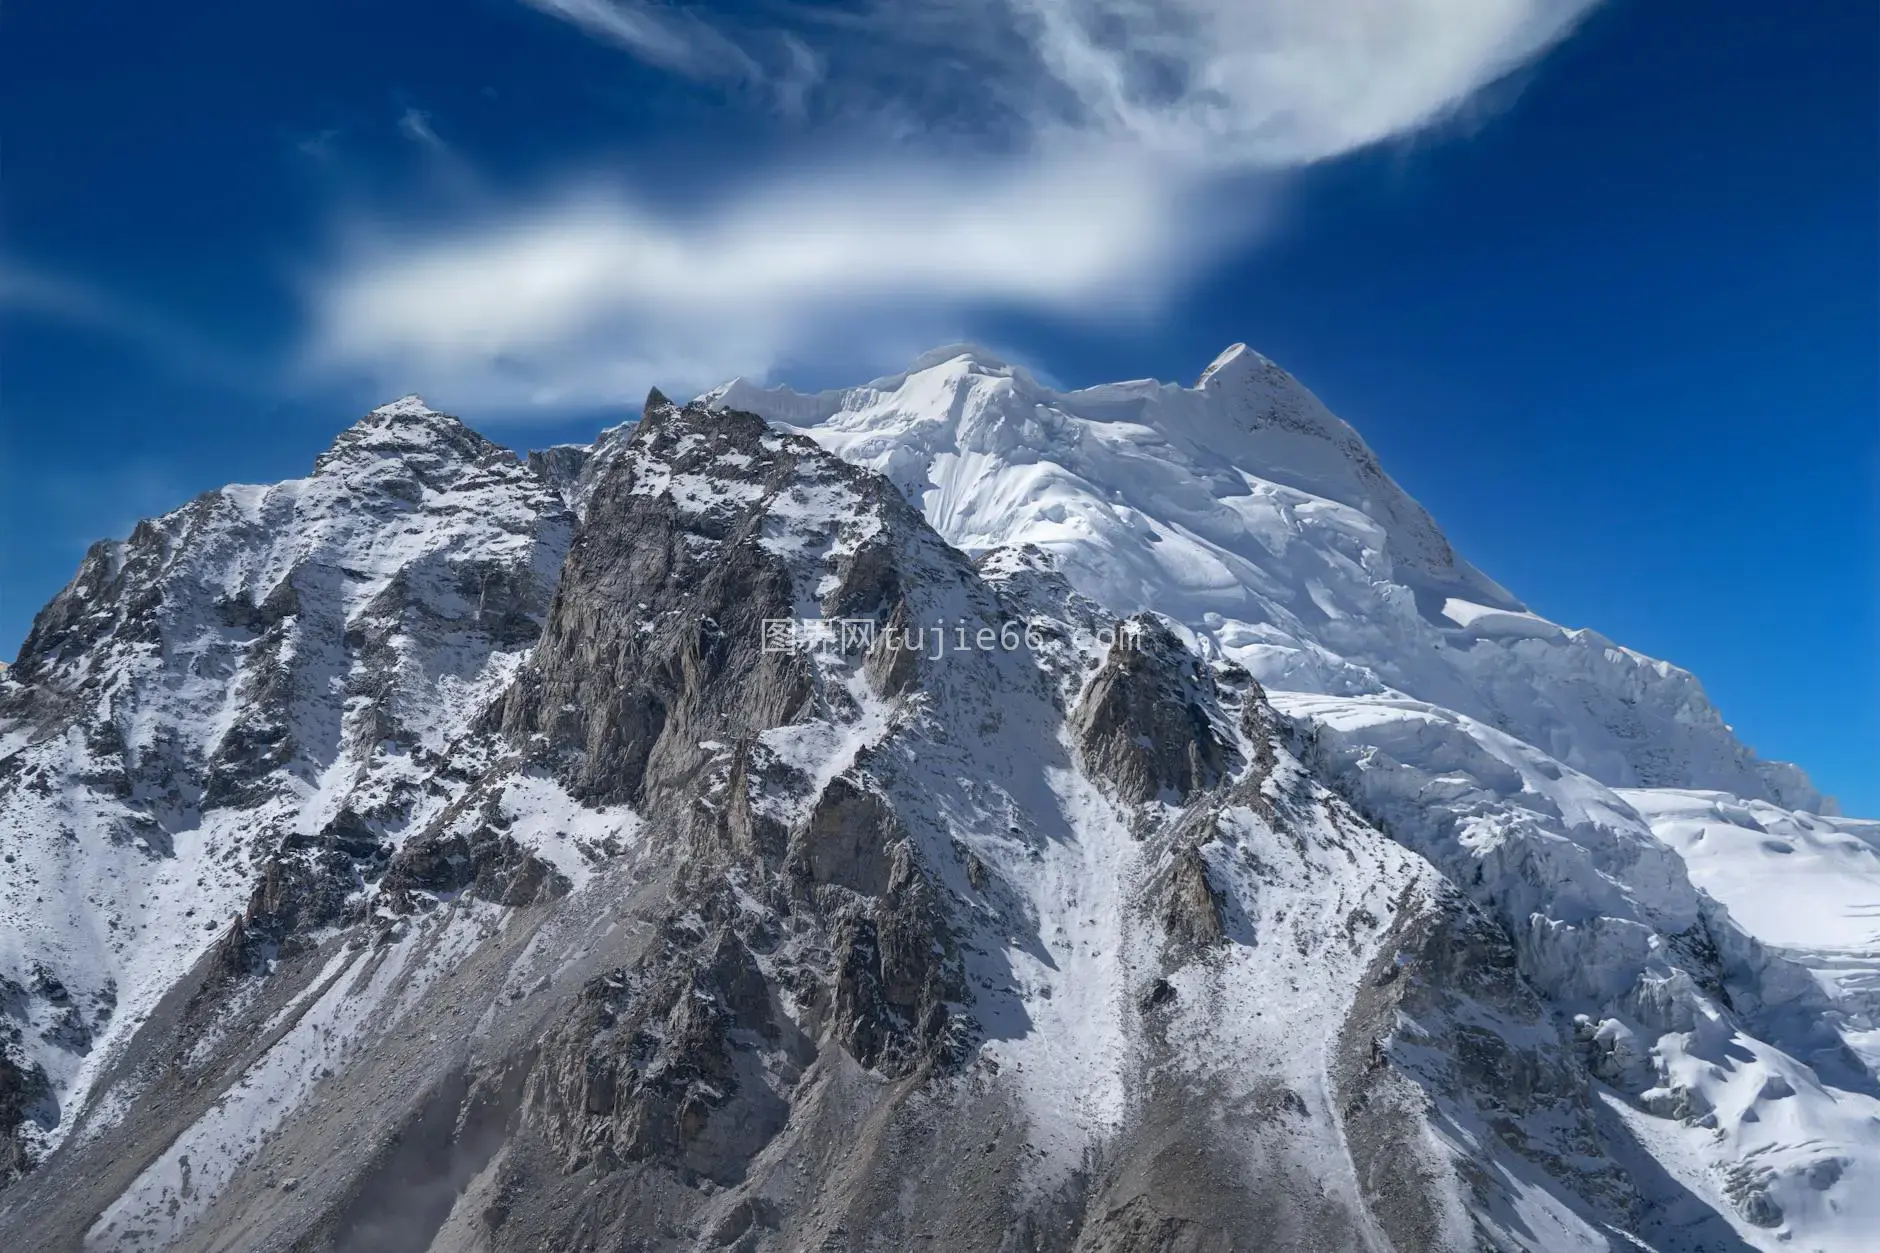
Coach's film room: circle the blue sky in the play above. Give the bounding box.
[2,1,1874,811]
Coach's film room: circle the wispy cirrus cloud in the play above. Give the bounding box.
[520,0,826,122]
[1011,0,1596,163]
[520,0,789,89]
[1,263,262,393]
[517,0,1599,161]
[307,0,1605,411]
[396,107,444,149]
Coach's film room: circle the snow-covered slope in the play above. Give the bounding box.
[1280,692,1880,1249]
[704,345,1818,808]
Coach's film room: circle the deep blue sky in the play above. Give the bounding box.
[2,1,1875,812]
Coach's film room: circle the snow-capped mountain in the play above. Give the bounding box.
[0,348,1872,1252]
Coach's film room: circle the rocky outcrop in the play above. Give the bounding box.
[526,443,592,508]
[1333,884,1641,1249]
[827,840,960,1076]
[210,809,398,978]
[792,774,901,896]
[1158,846,1226,950]
[0,1050,53,1189]
[862,597,921,698]
[0,397,573,1186]
[497,394,815,806]
[381,829,569,910]
[1071,615,1234,805]
[220,849,356,967]
[529,926,794,1185]
[480,395,975,1219]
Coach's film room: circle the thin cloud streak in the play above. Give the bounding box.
[397,107,443,148]
[521,0,767,82]
[1004,0,1600,165]
[1,264,264,394]
[521,0,1603,162]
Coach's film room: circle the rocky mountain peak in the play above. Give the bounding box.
[312,396,513,484]
[1195,340,1263,387]
[368,393,438,417]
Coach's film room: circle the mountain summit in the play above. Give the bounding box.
[1,348,1874,1252]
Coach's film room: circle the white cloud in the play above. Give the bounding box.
[1007,0,1597,164]
[307,0,1603,410]
[305,154,1245,406]
[517,0,1599,161]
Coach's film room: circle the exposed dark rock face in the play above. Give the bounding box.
[862,597,921,698]
[822,539,904,621]
[1158,846,1226,950]
[793,774,901,896]
[497,395,815,806]
[381,828,569,910]
[529,926,795,1184]
[207,805,416,981]
[716,740,797,861]
[826,841,959,1076]
[0,1051,54,1189]
[1333,883,1640,1250]
[526,443,593,507]
[1071,615,1235,805]
[10,510,191,691]
[222,850,357,966]
[487,400,973,1201]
